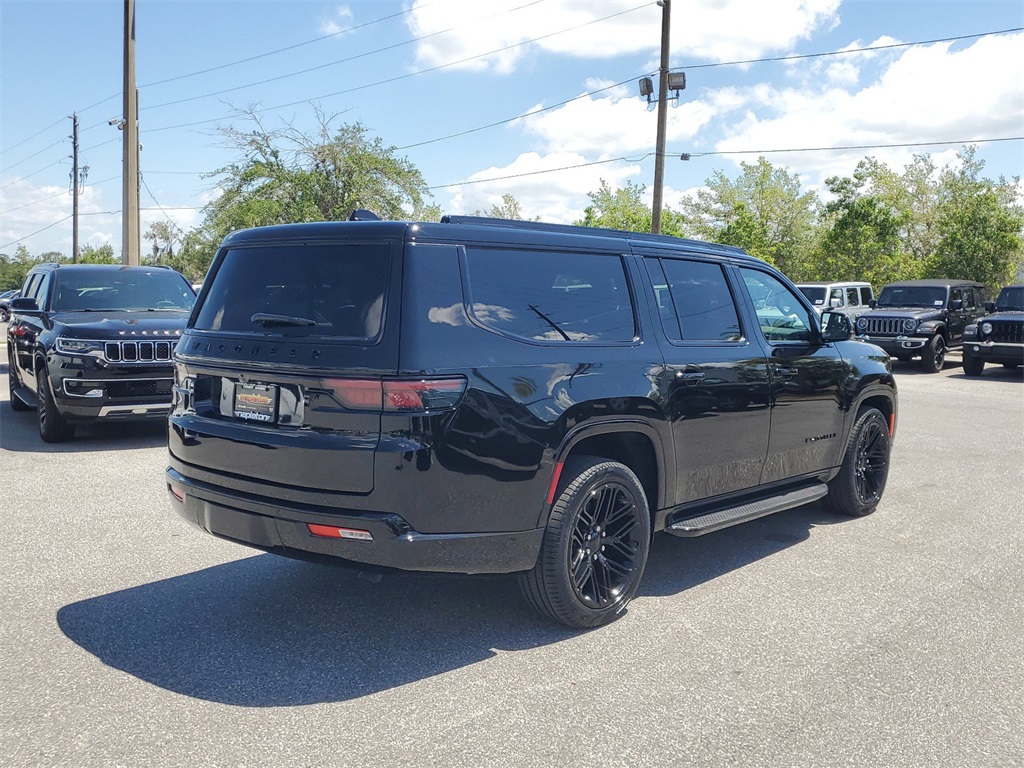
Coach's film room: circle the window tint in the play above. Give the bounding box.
[963,288,975,308]
[465,248,634,343]
[845,287,860,306]
[740,268,814,343]
[51,269,194,312]
[21,274,40,302]
[194,244,390,339]
[32,273,51,309]
[653,258,741,342]
[860,286,873,304]
[830,288,843,307]
[798,286,826,305]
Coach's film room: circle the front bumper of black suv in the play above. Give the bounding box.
[165,466,545,575]
[856,334,931,355]
[48,351,174,422]
[962,340,1024,366]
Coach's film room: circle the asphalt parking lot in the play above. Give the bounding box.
[1,341,1022,768]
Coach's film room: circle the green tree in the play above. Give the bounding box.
[474,193,535,220]
[183,107,437,276]
[144,220,182,265]
[575,179,684,236]
[924,147,1023,288]
[78,244,117,264]
[679,157,817,275]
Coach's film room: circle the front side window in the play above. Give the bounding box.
[740,268,814,343]
[860,286,874,304]
[652,258,741,342]
[464,248,635,343]
[962,288,975,309]
[194,245,389,339]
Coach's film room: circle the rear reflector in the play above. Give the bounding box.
[320,377,466,413]
[307,524,374,542]
[168,485,185,502]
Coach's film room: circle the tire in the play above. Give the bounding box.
[963,354,985,376]
[519,457,651,629]
[8,350,30,411]
[0,308,8,323]
[826,408,891,517]
[920,335,946,373]
[36,362,75,442]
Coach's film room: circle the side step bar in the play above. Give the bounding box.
[665,483,828,537]
[10,385,38,409]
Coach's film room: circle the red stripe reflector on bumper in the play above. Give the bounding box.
[307,524,374,542]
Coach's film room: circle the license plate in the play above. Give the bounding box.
[233,382,278,422]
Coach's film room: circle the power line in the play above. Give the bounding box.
[0,116,67,156]
[3,136,69,172]
[144,2,651,134]
[143,1,546,111]
[0,175,120,216]
[682,135,1024,158]
[427,154,651,190]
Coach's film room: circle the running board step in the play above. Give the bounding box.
[665,483,828,537]
[11,385,38,409]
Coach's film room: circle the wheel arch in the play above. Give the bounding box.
[543,419,669,528]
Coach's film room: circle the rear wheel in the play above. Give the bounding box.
[920,335,946,373]
[37,363,75,442]
[827,408,891,517]
[963,354,985,376]
[519,457,651,628]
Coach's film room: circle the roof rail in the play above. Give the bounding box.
[439,215,746,255]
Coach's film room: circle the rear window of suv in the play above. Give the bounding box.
[194,244,389,339]
[464,247,635,343]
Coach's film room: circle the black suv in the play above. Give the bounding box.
[7,263,195,442]
[962,284,1024,376]
[854,279,988,372]
[166,216,898,628]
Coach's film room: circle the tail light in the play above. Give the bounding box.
[320,377,467,413]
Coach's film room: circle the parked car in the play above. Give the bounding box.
[962,284,1024,376]
[855,279,988,373]
[166,214,898,628]
[7,264,195,442]
[796,281,875,320]
[0,289,20,322]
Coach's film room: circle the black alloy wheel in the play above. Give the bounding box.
[520,457,651,628]
[827,408,891,517]
[921,335,946,373]
[36,362,74,442]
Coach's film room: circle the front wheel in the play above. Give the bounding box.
[37,364,75,442]
[827,408,891,517]
[519,457,651,629]
[963,354,985,376]
[920,335,946,373]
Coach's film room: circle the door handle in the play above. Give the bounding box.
[775,366,798,379]
[676,371,705,383]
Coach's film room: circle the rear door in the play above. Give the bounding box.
[170,238,401,495]
[641,252,771,502]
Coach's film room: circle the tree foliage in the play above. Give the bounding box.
[474,193,536,220]
[575,180,684,236]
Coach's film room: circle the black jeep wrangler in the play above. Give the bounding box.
[7,263,195,442]
[854,279,988,372]
[166,215,898,628]
[962,284,1024,376]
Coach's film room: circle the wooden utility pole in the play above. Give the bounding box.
[70,113,80,263]
[651,0,671,234]
[122,0,141,265]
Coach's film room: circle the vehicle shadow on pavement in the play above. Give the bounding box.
[0,367,167,453]
[56,503,846,706]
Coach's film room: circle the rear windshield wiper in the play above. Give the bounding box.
[250,312,316,328]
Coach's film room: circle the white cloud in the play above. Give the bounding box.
[408,0,840,73]
[320,5,354,36]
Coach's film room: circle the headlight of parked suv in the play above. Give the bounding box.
[902,318,918,332]
[857,317,868,330]
[980,321,993,336]
[55,337,105,355]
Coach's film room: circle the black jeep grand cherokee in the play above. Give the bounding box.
[7,263,195,442]
[167,216,898,628]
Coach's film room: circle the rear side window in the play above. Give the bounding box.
[464,248,635,343]
[651,258,742,342]
[194,244,389,339]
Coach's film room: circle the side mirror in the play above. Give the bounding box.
[984,301,995,313]
[868,299,877,309]
[821,311,851,342]
[9,297,38,312]
[829,297,842,308]
[950,299,963,311]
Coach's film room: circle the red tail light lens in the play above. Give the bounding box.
[319,377,466,413]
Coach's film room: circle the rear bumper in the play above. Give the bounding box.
[962,341,1024,365]
[165,467,544,575]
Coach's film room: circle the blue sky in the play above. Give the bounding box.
[2,0,1022,257]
